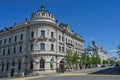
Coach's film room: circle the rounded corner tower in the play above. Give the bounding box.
[30,4,56,24]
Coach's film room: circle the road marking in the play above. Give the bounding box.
[12,75,45,80]
[9,73,120,80]
[58,73,120,77]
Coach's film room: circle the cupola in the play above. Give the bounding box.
[30,4,56,23]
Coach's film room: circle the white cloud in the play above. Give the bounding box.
[108,49,117,53]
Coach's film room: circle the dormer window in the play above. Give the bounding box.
[51,15,54,18]
[41,12,45,16]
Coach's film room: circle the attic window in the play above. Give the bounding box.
[41,12,45,16]
[51,15,54,18]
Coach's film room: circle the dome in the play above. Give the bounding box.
[30,4,56,24]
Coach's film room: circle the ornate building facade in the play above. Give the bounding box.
[0,5,84,77]
[85,40,108,63]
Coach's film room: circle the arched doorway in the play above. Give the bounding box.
[18,61,21,71]
[40,57,45,71]
[59,60,65,73]
[30,60,33,70]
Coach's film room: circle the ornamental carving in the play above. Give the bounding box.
[49,38,56,42]
[37,37,48,41]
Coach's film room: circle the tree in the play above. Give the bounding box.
[90,55,101,67]
[72,53,80,69]
[65,49,73,67]
[80,53,87,65]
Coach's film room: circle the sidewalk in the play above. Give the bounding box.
[5,66,113,80]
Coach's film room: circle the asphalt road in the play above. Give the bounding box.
[32,75,120,80]
[2,66,120,80]
[30,66,120,80]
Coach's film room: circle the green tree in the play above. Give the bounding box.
[72,53,80,69]
[65,49,73,67]
[80,53,87,65]
[90,55,101,67]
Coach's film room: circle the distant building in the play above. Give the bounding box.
[108,57,117,61]
[0,4,84,77]
[85,40,108,63]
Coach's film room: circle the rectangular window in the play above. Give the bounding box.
[8,48,10,55]
[59,46,61,52]
[13,47,16,53]
[0,49,1,55]
[62,47,64,52]
[51,44,54,51]
[9,38,11,43]
[14,36,17,41]
[41,30,45,37]
[40,43,45,51]
[20,34,23,40]
[51,32,54,38]
[30,44,33,51]
[3,49,5,56]
[19,46,22,52]
[0,40,2,45]
[66,38,67,43]
[31,31,34,38]
[59,35,61,41]
[4,39,6,44]
[62,36,64,42]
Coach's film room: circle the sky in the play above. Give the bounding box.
[0,0,120,58]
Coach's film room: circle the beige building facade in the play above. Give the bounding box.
[0,4,84,77]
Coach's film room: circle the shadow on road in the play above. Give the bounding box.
[89,66,120,75]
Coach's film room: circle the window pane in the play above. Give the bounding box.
[51,44,54,51]
[51,32,54,38]
[40,43,45,51]
[41,30,45,37]
[31,31,34,38]
[30,44,33,51]
[20,34,23,40]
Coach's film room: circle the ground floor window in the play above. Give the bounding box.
[40,58,45,70]
[18,61,21,71]
[6,62,9,71]
[30,60,33,70]
[1,63,4,71]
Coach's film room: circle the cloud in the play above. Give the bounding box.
[108,49,117,53]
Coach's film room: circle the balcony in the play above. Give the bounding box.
[49,37,56,42]
[37,37,48,41]
[66,42,73,46]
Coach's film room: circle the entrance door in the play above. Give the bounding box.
[11,69,15,77]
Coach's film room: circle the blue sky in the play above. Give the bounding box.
[0,0,120,58]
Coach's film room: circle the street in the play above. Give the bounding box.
[8,66,120,80]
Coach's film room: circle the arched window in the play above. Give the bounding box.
[30,60,33,69]
[6,62,9,71]
[1,63,4,71]
[18,61,21,71]
[40,58,45,70]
